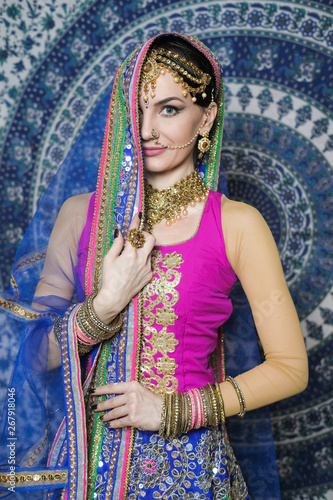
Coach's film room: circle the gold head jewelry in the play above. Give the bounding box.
[140,47,212,103]
[145,170,209,231]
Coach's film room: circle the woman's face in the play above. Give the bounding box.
[139,72,216,186]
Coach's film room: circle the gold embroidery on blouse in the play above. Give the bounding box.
[140,250,183,395]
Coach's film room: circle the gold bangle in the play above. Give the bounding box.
[76,306,103,341]
[199,387,209,427]
[77,341,94,356]
[226,376,247,418]
[172,392,180,439]
[165,393,173,439]
[86,293,122,335]
[206,384,218,427]
[76,295,123,342]
[159,394,167,438]
[214,383,226,425]
[53,317,62,346]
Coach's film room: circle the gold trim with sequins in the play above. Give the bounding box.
[0,470,68,487]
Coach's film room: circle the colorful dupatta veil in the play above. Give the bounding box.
[0,33,279,499]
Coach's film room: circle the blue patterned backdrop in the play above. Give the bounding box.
[0,0,332,498]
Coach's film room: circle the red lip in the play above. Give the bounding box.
[143,147,166,157]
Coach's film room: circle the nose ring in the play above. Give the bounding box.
[151,129,158,139]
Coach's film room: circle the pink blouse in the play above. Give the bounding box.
[140,191,237,393]
[77,191,237,393]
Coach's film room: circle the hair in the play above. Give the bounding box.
[149,35,217,107]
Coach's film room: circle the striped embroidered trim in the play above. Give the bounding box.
[87,340,110,497]
[59,305,79,499]
[105,310,129,499]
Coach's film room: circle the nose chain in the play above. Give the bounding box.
[151,104,212,150]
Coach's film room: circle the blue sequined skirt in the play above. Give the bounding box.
[127,426,250,499]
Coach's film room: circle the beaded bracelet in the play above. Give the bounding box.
[226,376,247,418]
[159,383,225,440]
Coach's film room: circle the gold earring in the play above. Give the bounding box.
[198,131,211,158]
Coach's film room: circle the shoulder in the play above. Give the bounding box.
[60,192,93,217]
[220,197,277,271]
[58,193,93,220]
[221,196,268,233]
[53,192,94,234]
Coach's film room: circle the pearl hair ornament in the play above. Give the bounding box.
[140,47,212,104]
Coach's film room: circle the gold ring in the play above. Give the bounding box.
[127,229,145,248]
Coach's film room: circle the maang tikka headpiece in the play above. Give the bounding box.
[140,47,212,103]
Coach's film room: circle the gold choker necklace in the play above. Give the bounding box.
[145,170,209,231]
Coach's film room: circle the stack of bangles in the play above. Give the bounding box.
[159,383,225,440]
[53,292,123,355]
[159,378,247,440]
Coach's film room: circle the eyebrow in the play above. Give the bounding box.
[153,97,185,106]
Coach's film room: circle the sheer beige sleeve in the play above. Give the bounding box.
[34,193,92,370]
[219,197,308,417]
[34,193,91,301]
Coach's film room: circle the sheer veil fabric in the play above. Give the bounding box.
[0,33,280,499]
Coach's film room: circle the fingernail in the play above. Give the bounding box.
[90,388,96,394]
[114,228,119,238]
[138,211,142,220]
[99,415,104,421]
[91,403,98,410]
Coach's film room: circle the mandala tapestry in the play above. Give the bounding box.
[0,0,332,498]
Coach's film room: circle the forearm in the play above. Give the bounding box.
[47,325,62,370]
[220,350,308,418]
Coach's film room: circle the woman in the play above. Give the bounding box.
[0,33,308,499]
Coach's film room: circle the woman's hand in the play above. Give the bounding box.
[93,213,155,324]
[92,381,162,431]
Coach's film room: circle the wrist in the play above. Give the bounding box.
[75,293,123,355]
[93,289,120,324]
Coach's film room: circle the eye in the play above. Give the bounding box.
[161,105,179,116]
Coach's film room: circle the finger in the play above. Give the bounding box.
[140,231,156,253]
[93,381,137,396]
[93,394,127,412]
[102,405,128,422]
[128,212,142,231]
[105,416,129,429]
[104,228,124,262]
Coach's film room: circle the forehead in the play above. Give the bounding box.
[139,72,186,101]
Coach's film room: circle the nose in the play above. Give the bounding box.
[140,109,155,142]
